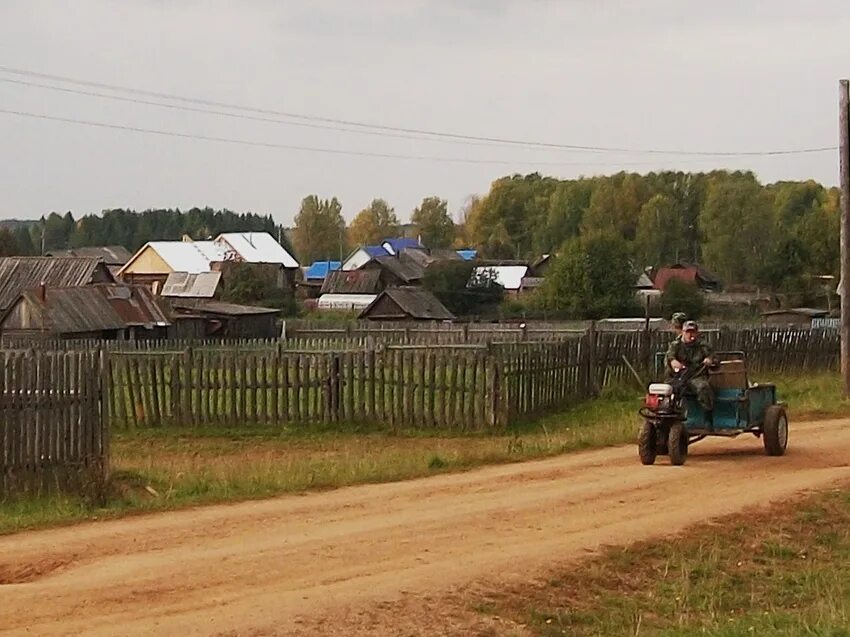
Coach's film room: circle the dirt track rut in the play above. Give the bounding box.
[2,418,850,636]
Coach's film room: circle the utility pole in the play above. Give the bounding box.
[839,80,850,395]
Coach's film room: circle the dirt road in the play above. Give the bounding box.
[2,418,850,637]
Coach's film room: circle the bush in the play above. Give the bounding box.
[660,278,706,320]
[423,261,504,316]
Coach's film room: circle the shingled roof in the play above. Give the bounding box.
[0,256,114,312]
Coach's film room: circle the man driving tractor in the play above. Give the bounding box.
[665,321,717,413]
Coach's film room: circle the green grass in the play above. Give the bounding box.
[1,372,848,535]
[470,486,850,636]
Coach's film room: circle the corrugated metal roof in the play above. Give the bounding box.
[321,269,383,294]
[161,272,222,298]
[48,246,133,265]
[216,232,299,268]
[471,265,528,291]
[360,287,454,320]
[139,241,228,274]
[304,260,342,280]
[0,256,112,311]
[8,284,171,334]
[364,245,390,257]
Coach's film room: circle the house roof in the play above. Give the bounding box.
[634,272,655,289]
[170,298,279,316]
[8,284,171,334]
[321,269,383,294]
[304,260,342,280]
[363,245,391,258]
[130,241,228,274]
[366,254,425,283]
[471,265,528,291]
[653,263,721,290]
[161,271,222,298]
[48,245,133,265]
[456,249,478,261]
[381,238,423,255]
[215,232,299,268]
[0,256,113,312]
[359,287,455,321]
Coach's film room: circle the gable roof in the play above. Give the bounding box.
[381,238,423,255]
[359,287,454,321]
[365,255,425,283]
[161,271,222,298]
[6,284,171,334]
[0,256,113,312]
[363,245,391,258]
[304,260,342,280]
[215,232,299,268]
[123,241,228,275]
[321,269,383,295]
[653,263,721,291]
[48,245,133,265]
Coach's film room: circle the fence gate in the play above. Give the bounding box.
[1,351,108,496]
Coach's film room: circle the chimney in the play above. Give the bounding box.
[39,282,46,302]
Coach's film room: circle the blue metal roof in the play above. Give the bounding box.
[304,260,341,280]
[456,249,478,261]
[381,238,423,253]
[363,245,391,257]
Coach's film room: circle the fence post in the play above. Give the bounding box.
[182,347,193,426]
[588,321,599,396]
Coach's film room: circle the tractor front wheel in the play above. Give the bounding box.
[762,406,788,456]
[668,423,688,466]
[638,421,657,465]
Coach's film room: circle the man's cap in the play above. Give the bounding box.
[671,312,687,325]
[682,320,699,332]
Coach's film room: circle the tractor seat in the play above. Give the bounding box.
[709,359,748,392]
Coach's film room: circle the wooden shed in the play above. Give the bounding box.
[359,287,454,321]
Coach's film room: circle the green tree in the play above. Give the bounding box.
[0,228,20,256]
[699,172,775,285]
[348,198,400,247]
[14,226,35,255]
[539,180,592,252]
[634,193,685,268]
[411,196,454,248]
[292,196,347,264]
[422,261,503,316]
[581,173,646,241]
[219,263,295,315]
[539,232,637,319]
[660,279,706,320]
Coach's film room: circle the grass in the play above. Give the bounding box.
[466,485,850,636]
[1,372,848,535]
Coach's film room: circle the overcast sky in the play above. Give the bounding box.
[1,0,849,225]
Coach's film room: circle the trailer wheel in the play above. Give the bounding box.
[668,423,688,466]
[638,421,657,465]
[763,406,788,456]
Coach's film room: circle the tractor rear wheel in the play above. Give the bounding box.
[638,421,657,465]
[763,405,788,456]
[668,423,688,466]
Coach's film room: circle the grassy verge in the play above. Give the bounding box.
[468,484,850,636]
[1,372,848,535]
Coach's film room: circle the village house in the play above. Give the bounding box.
[0,283,171,341]
[359,287,454,321]
[0,256,115,317]
[48,245,133,278]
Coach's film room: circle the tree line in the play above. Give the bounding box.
[1,170,839,298]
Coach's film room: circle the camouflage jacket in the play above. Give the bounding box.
[665,339,714,373]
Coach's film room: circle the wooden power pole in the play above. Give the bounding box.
[840,80,850,395]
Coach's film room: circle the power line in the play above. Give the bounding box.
[0,77,508,150]
[0,64,837,157]
[1,107,705,167]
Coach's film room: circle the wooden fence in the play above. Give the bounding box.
[1,351,107,496]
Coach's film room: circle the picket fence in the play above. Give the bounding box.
[1,351,107,495]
